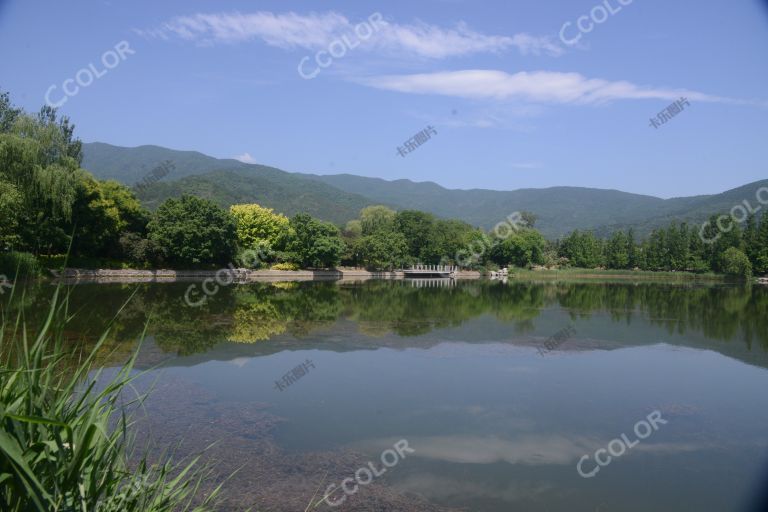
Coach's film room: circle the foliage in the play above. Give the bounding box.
[0,251,41,278]
[271,262,300,271]
[359,231,410,270]
[0,286,221,511]
[229,203,289,252]
[360,205,396,236]
[720,247,752,279]
[148,195,236,267]
[489,229,546,268]
[284,213,344,269]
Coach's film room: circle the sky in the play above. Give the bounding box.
[1,0,767,198]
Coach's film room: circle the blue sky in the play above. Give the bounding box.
[1,0,767,198]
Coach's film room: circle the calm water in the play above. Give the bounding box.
[8,279,768,511]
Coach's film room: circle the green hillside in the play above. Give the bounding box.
[82,142,767,237]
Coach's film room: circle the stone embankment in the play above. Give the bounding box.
[53,268,481,283]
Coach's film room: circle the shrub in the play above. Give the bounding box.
[720,247,752,279]
[0,251,40,278]
[271,262,300,271]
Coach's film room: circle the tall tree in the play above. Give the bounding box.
[285,213,344,269]
[148,195,237,266]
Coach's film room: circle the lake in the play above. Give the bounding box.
[11,279,768,511]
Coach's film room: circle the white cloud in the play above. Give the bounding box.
[510,162,544,169]
[138,11,562,58]
[234,152,256,164]
[358,69,742,105]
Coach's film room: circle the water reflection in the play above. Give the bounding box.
[3,280,768,363]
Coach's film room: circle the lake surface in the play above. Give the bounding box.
[9,279,768,511]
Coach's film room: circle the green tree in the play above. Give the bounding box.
[359,231,410,270]
[606,231,630,269]
[394,210,436,260]
[559,230,604,268]
[0,180,22,249]
[720,247,752,279]
[360,205,396,235]
[285,213,344,268]
[490,229,546,268]
[754,215,768,275]
[229,203,289,251]
[148,195,236,267]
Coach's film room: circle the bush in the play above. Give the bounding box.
[270,262,300,271]
[148,195,237,268]
[720,247,752,279]
[0,251,40,278]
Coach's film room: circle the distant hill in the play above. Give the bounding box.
[82,142,767,238]
[82,143,380,225]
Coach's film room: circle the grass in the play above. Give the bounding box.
[0,284,224,511]
[508,267,726,281]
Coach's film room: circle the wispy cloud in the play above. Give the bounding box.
[234,152,256,164]
[510,162,544,169]
[137,11,563,58]
[358,69,746,105]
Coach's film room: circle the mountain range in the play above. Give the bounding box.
[82,142,767,239]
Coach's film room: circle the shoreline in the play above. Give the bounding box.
[42,267,764,285]
[50,268,482,284]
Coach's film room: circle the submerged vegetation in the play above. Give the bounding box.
[0,285,221,511]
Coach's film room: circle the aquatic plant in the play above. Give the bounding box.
[0,285,222,511]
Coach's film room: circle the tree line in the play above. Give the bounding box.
[0,90,764,278]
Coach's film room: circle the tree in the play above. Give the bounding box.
[360,205,396,235]
[744,213,759,264]
[0,180,22,249]
[359,231,410,270]
[490,229,546,268]
[558,230,604,268]
[394,210,436,260]
[720,247,752,279]
[606,231,630,269]
[229,203,289,251]
[519,211,537,228]
[148,195,236,267]
[754,215,768,275]
[0,90,21,133]
[285,213,344,268]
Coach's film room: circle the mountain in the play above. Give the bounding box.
[82,143,380,225]
[81,142,767,238]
